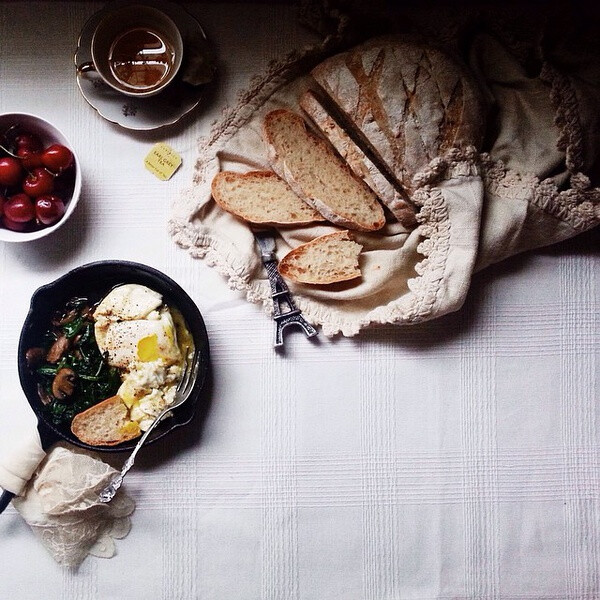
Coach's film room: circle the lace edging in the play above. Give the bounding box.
[527,61,600,228]
[480,154,600,231]
[412,146,480,188]
[169,32,364,334]
[170,149,479,337]
[402,147,480,321]
[168,208,271,314]
[286,170,453,335]
[540,61,584,174]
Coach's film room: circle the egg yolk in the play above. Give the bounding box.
[119,421,141,437]
[137,334,160,362]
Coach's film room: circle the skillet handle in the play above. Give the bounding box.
[36,420,59,452]
[0,490,15,514]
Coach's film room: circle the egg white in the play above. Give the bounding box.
[95,283,163,320]
[93,283,187,432]
[98,311,180,370]
[94,283,163,350]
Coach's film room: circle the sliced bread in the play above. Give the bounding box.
[263,109,386,232]
[211,170,325,225]
[278,230,363,285]
[71,395,141,446]
[299,90,417,228]
[311,36,485,193]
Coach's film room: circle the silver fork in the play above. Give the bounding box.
[98,350,198,503]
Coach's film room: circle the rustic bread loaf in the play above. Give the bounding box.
[278,230,363,285]
[71,395,141,446]
[263,109,386,232]
[311,36,485,193]
[211,170,326,225]
[300,90,417,228]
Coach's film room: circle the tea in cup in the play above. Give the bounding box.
[78,4,183,97]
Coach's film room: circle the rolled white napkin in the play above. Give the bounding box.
[0,427,46,495]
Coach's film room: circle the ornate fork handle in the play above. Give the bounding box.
[98,409,171,503]
[99,349,197,504]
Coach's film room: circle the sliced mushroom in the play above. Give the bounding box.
[51,367,77,401]
[52,308,78,327]
[46,334,70,363]
[37,383,53,406]
[25,347,46,368]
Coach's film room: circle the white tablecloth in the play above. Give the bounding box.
[0,2,599,598]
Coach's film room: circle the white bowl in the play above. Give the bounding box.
[0,113,82,243]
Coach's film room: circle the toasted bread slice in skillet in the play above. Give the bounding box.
[71,395,141,446]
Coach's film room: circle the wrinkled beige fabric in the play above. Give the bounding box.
[12,444,135,567]
[170,28,599,336]
[471,32,599,271]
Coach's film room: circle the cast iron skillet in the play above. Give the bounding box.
[0,260,210,513]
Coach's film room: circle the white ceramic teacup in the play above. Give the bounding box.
[78,4,183,98]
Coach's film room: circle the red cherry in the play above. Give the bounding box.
[22,167,54,197]
[17,147,43,170]
[41,144,73,174]
[0,195,5,218]
[1,215,28,231]
[35,194,65,226]
[4,193,35,223]
[0,157,23,186]
[15,132,43,153]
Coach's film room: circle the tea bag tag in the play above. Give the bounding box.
[144,143,182,181]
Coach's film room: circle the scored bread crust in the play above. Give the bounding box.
[300,90,417,228]
[71,395,141,447]
[278,230,363,285]
[311,36,485,193]
[211,170,326,226]
[263,109,386,232]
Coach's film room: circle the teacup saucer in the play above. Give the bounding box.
[74,0,209,131]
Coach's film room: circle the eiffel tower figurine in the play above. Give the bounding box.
[254,229,318,347]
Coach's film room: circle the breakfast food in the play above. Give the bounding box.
[71,395,141,447]
[211,170,326,225]
[25,283,193,446]
[93,284,192,434]
[0,125,75,232]
[300,90,417,228]
[310,36,485,194]
[263,109,386,232]
[278,230,363,284]
[207,39,485,291]
[25,298,123,426]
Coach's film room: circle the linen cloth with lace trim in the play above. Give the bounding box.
[10,443,135,567]
[169,23,599,337]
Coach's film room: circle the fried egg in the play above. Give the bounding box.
[94,284,190,431]
[98,311,180,369]
[94,283,164,350]
[95,283,163,320]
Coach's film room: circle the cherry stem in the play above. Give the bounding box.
[0,124,22,156]
[0,143,19,159]
[0,143,56,178]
